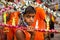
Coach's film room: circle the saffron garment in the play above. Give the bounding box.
[33,7,46,40]
[23,30,31,40]
[6,11,20,40]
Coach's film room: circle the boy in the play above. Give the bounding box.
[16,6,36,40]
[16,6,46,40]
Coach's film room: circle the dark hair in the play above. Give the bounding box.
[23,6,36,15]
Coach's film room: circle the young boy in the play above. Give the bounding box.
[16,6,36,40]
[16,6,46,40]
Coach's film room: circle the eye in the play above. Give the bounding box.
[32,16,34,18]
[26,16,30,18]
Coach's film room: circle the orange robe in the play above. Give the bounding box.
[23,30,31,40]
[33,7,46,40]
[6,11,20,40]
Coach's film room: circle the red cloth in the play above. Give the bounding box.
[36,0,42,4]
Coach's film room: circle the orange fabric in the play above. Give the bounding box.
[23,30,31,40]
[32,7,46,28]
[6,13,9,17]
[7,11,20,25]
[6,11,20,40]
[7,27,13,40]
[6,27,17,40]
[32,7,46,40]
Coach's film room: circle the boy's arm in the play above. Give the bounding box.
[30,32,35,40]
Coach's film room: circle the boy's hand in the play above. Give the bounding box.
[27,26,35,40]
[27,26,35,32]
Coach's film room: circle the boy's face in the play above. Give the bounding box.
[23,13,35,26]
